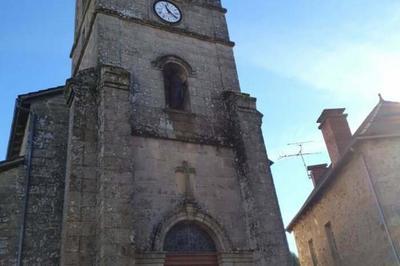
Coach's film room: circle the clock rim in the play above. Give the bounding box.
[153,0,183,24]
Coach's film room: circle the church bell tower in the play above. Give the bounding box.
[62,0,290,265]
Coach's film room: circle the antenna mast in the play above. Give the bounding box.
[278,141,320,178]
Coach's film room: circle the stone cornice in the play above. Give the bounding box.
[222,91,263,118]
[188,2,227,13]
[96,7,234,45]
[65,67,99,106]
[99,65,130,91]
[131,128,231,148]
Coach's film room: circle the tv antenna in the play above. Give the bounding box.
[278,141,320,178]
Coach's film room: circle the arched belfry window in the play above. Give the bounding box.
[163,62,189,110]
[164,222,217,253]
[153,55,195,111]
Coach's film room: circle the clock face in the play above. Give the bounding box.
[154,1,182,24]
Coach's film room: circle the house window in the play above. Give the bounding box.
[308,239,318,266]
[325,222,341,264]
[163,62,189,111]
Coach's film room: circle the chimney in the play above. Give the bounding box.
[308,164,328,187]
[317,108,352,165]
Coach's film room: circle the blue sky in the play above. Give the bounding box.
[1,0,400,254]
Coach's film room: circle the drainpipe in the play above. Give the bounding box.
[16,100,37,266]
[360,152,400,265]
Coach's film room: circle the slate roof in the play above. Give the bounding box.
[17,86,64,102]
[286,98,400,232]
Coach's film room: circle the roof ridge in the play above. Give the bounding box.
[357,101,383,136]
[18,86,64,101]
[381,99,400,105]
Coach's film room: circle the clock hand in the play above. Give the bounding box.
[165,5,178,19]
[163,3,172,14]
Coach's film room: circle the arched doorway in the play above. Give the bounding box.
[164,221,219,266]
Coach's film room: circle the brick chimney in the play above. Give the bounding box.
[317,108,352,165]
[308,164,328,187]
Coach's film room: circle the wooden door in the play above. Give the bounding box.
[165,253,218,266]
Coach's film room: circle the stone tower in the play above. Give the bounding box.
[61,0,290,265]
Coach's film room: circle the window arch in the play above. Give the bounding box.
[163,62,189,111]
[151,203,232,252]
[164,221,217,253]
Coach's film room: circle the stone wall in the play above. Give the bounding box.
[5,0,290,265]
[21,93,69,265]
[72,0,231,74]
[362,137,400,260]
[96,0,229,39]
[94,13,240,145]
[0,160,25,266]
[73,14,240,142]
[96,66,136,265]
[61,69,100,265]
[61,65,290,265]
[0,92,69,266]
[72,0,97,72]
[63,0,291,263]
[130,137,248,251]
[97,14,237,91]
[292,147,398,266]
[224,92,290,266]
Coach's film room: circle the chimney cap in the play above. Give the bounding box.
[317,108,346,124]
[307,164,328,171]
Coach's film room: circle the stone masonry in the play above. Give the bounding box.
[1,90,69,265]
[1,1,290,265]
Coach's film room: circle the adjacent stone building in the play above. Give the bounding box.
[287,99,400,266]
[0,0,290,265]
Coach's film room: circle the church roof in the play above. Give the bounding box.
[17,86,65,102]
[6,86,64,160]
[286,98,400,232]
[0,156,25,173]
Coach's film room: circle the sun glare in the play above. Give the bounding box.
[377,54,400,101]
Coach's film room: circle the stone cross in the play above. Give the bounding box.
[175,161,196,200]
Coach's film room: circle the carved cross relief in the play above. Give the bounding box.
[175,161,196,201]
